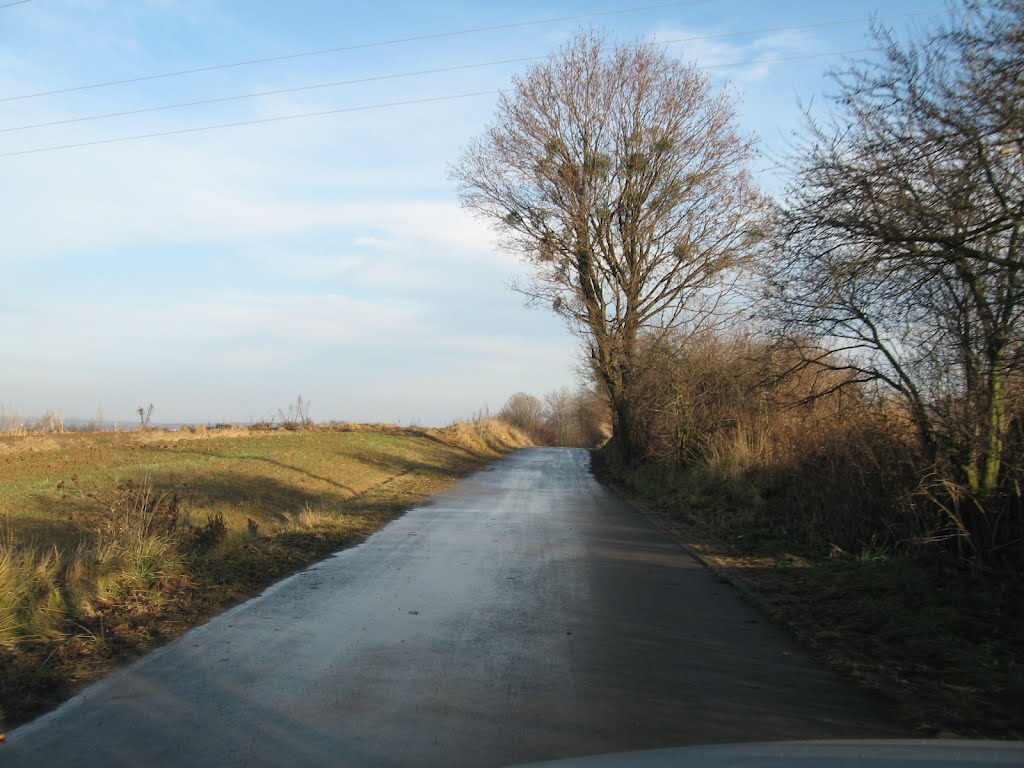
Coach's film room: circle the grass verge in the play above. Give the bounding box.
[593,453,1024,739]
[0,419,528,731]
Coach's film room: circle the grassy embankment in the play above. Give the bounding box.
[595,452,1024,740]
[0,420,528,730]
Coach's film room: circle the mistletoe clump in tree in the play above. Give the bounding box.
[453,31,767,462]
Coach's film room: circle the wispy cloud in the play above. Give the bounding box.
[653,23,815,82]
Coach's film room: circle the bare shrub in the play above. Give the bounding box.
[33,478,192,620]
[628,331,920,550]
[498,393,546,433]
[278,395,314,430]
[97,479,185,542]
[181,512,228,553]
[629,332,769,466]
[136,404,154,429]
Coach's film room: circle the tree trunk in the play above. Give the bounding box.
[593,349,639,464]
[981,364,1006,495]
[609,391,637,464]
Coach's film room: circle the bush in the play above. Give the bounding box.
[181,512,228,553]
[624,331,921,553]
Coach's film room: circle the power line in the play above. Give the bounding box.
[0,58,535,134]
[0,10,939,136]
[0,0,709,103]
[0,48,881,159]
[0,0,32,8]
[0,91,502,158]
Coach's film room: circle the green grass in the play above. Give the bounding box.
[1,428,483,546]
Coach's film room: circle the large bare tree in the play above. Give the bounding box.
[767,1,1023,558]
[452,32,767,461]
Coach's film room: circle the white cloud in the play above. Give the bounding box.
[352,235,395,249]
[654,23,814,82]
[0,105,506,267]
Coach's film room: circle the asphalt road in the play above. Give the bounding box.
[3,447,908,767]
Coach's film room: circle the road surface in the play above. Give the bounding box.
[3,448,907,767]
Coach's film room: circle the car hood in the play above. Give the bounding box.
[510,739,1024,767]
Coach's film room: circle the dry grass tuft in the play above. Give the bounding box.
[70,535,186,616]
[438,417,532,455]
[279,503,347,532]
[0,540,64,647]
[1,480,189,651]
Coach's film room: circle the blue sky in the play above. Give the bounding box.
[0,0,942,426]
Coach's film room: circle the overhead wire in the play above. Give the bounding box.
[0,48,879,159]
[0,91,501,158]
[0,0,711,103]
[0,9,941,136]
[0,57,536,134]
[0,0,32,8]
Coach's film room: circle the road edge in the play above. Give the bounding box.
[597,479,777,616]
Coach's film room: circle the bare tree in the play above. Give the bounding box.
[278,395,313,430]
[453,31,767,461]
[498,392,546,431]
[544,388,578,447]
[136,403,154,429]
[767,2,1023,559]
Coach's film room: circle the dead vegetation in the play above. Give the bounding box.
[496,388,609,448]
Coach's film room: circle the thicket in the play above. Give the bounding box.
[612,329,1024,734]
[762,0,1024,570]
[496,388,609,448]
[620,332,946,557]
